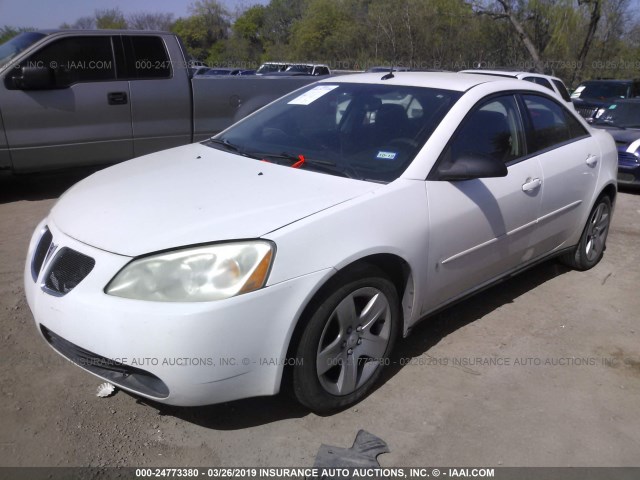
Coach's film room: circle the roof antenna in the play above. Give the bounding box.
[381,65,395,81]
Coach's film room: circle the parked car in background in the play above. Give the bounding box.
[286,64,331,76]
[570,79,640,123]
[189,66,210,77]
[460,69,573,108]
[197,68,241,76]
[592,98,640,186]
[25,72,617,413]
[0,30,328,174]
[367,66,412,72]
[255,62,290,75]
[262,64,331,77]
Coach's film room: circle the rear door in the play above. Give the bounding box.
[519,93,599,255]
[0,34,133,172]
[121,35,191,157]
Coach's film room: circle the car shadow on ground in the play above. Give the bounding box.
[0,167,103,204]
[618,184,639,195]
[145,260,571,430]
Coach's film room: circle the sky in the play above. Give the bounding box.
[0,0,262,29]
[2,0,640,30]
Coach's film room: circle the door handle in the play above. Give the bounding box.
[107,92,128,105]
[586,154,598,167]
[522,177,542,192]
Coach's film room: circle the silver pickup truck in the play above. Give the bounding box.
[0,30,324,173]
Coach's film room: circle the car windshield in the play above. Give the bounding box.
[207,82,461,183]
[0,31,46,69]
[571,82,629,100]
[595,102,640,129]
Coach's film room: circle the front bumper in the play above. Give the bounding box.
[617,150,640,186]
[24,219,331,406]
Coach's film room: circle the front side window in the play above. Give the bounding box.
[438,95,524,171]
[10,36,115,87]
[523,94,587,153]
[208,83,461,183]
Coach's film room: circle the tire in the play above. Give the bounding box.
[292,265,400,413]
[560,195,612,271]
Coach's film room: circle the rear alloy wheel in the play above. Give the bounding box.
[561,195,612,271]
[292,266,400,413]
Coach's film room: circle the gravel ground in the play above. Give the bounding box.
[0,170,638,468]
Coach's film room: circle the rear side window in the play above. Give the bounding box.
[523,94,587,153]
[123,36,171,79]
[11,36,115,87]
[551,79,572,102]
[524,76,554,92]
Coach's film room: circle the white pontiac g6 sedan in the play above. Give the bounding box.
[24,72,617,412]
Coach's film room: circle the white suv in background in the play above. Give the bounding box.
[460,69,574,109]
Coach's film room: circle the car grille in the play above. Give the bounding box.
[31,227,53,281]
[43,247,95,296]
[41,325,170,398]
[577,107,598,119]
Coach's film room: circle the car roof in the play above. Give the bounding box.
[460,69,563,82]
[319,71,527,92]
[38,29,170,35]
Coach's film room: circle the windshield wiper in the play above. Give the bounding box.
[256,152,360,179]
[208,137,244,153]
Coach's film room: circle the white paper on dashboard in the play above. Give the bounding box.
[288,85,339,105]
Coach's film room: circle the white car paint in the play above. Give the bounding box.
[24,72,617,407]
[51,144,379,257]
[459,69,574,109]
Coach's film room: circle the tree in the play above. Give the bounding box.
[571,0,601,83]
[190,0,231,42]
[290,0,349,61]
[95,8,127,29]
[128,13,175,31]
[172,0,230,62]
[472,0,546,73]
[60,16,96,29]
[261,0,306,58]
[0,26,32,43]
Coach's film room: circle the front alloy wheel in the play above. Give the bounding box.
[292,266,400,413]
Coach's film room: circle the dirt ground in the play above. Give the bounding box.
[0,170,639,468]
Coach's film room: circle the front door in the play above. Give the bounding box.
[423,94,543,314]
[0,35,132,172]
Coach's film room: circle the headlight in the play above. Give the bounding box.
[595,108,606,118]
[105,241,274,302]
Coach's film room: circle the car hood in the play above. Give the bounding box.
[592,125,640,145]
[572,98,612,108]
[51,143,379,257]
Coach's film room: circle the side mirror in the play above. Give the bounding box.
[14,66,55,90]
[437,154,508,181]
